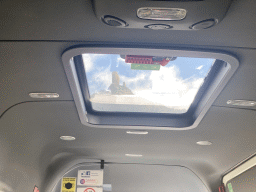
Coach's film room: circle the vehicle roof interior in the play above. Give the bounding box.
[1,0,256,191]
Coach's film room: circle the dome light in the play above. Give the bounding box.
[60,136,76,141]
[137,8,187,21]
[196,141,212,146]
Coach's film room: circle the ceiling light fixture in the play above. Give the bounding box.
[29,93,59,99]
[126,131,148,135]
[125,154,143,157]
[60,136,76,141]
[227,100,256,107]
[137,8,187,21]
[196,141,212,146]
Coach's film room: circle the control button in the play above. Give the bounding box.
[191,19,216,30]
[102,15,127,27]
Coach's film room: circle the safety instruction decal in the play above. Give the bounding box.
[61,177,76,192]
[77,187,103,192]
[77,170,103,186]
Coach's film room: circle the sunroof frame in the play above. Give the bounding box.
[62,45,239,130]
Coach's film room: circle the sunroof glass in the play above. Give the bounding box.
[82,54,214,114]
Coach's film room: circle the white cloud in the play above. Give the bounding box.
[196,65,203,70]
[89,66,112,94]
[117,57,125,62]
[119,73,149,90]
[117,56,131,65]
[82,54,93,72]
[131,66,204,110]
[82,54,105,72]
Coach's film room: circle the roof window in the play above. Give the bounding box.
[83,54,214,114]
[62,46,238,130]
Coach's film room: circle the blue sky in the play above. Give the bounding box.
[82,54,214,113]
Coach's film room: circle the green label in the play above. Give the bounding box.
[228,183,234,192]
[131,63,160,71]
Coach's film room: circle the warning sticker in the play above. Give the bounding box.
[77,187,103,192]
[61,177,76,192]
[77,170,103,186]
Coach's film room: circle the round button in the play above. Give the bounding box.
[102,15,127,27]
[191,19,216,30]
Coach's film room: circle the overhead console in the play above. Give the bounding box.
[92,0,233,30]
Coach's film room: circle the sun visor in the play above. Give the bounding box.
[92,0,233,30]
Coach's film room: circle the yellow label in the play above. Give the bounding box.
[61,177,76,192]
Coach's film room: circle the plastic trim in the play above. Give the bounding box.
[223,155,256,186]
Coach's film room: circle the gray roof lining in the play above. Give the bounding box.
[1,0,256,191]
[1,101,256,191]
[1,41,255,191]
